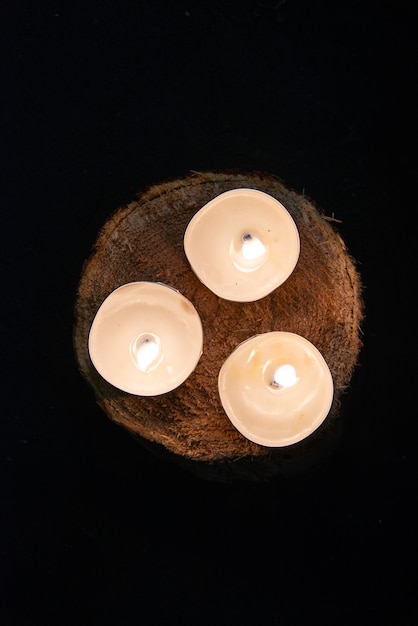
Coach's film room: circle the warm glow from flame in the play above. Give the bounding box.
[241,233,266,261]
[272,364,298,389]
[132,334,161,372]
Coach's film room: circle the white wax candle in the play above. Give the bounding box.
[88,282,203,396]
[184,188,300,302]
[218,331,334,447]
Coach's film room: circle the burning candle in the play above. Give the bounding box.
[218,331,334,447]
[183,188,300,302]
[88,282,203,396]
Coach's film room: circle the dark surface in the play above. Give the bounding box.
[1,1,417,624]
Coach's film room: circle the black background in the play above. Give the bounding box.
[1,1,417,624]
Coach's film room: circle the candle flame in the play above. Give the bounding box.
[132,334,161,373]
[241,233,266,261]
[271,364,298,389]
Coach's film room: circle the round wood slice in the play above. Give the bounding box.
[73,170,364,482]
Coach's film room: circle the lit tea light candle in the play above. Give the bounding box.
[184,188,300,302]
[88,282,203,396]
[218,331,334,447]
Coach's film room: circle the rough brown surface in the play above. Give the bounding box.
[73,170,364,481]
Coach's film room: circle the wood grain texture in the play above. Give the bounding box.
[73,170,364,481]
